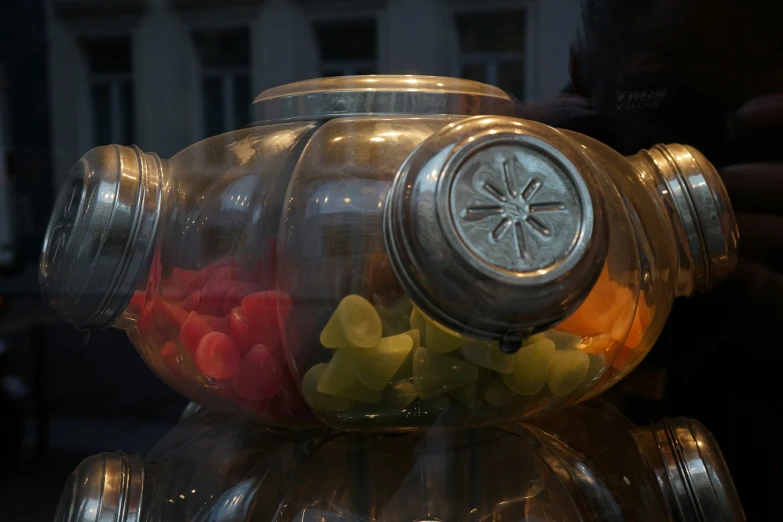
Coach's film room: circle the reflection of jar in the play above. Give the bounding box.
[54,401,745,522]
[39,75,737,430]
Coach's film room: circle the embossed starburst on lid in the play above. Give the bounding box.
[449,145,584,276]
[384,116,608,349]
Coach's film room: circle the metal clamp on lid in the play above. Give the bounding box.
[384,116,608,350]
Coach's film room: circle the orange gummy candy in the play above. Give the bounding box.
[558,264,653,359]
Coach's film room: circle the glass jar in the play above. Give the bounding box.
[54,401,745,522]
[39,75,737,429]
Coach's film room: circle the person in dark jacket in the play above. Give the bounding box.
[517,1,783,518]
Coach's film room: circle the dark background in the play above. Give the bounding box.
[2,0,782,520]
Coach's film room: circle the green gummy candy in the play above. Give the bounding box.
[413,346,480,400]
[403,328,421,348]
[317,350,383,403]
[425,317,462,353]
[448,383,479,408]
[484,376,518,409]
[461,339,514,374]
[301,363,352,412]
[347,333,414,391]
[521,333,548,347]
[375,303,411,336]
[393,329,421,380]
[547,350,590,397]
[544,330,583,351]
[320,295,382,349]
[410,307,427,335]
[502,339,555,396]
[388,296,414,315]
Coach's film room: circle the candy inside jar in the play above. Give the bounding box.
[133,256,312,425]
[301,278,637,429]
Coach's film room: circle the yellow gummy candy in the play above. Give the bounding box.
[301,363,352,412]
[544,330,583,351]
[320,295,382,349]
[413,346,480,400]
[410,307,426,334]
[547,350,590,397]
[346,333,414,391]
[317,350,383,403]
[425,317,462,353]
[411,306,463,353]
[502,339,555,396]
[461,339,514,374]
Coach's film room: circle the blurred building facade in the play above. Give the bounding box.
[47,0,580,185]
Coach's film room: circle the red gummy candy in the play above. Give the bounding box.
[176,291,201,312]
[202,314,231,335]
[157,299,189,327]
[140,298,188,336]
[200,281,238,316]
[179,262,230,293]
[223,282,261,316]
[229,307,253,355]
[240,291,292,347]
[232,345,283,401]
[130,290,146,311]
[179,311,213,355]
[195,332,241,379]
[181,269,213,293]
[242,291,292,321]
[161,274,188,302]
[217,315,232,335]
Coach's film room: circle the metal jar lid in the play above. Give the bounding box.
[384,116,608,347]
[39,145,164,329]
[642,418,747,522]
[55,452,145,522]
[638,144,739,293]
[251,75,516,123]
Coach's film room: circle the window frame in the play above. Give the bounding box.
[79,33,136,146]
[188,23,253,139]
[448,0,536,101]
[309,9,382,78]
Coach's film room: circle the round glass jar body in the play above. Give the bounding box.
[39,76,737,429]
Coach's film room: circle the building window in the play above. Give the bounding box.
[192,28,251,137]
[81,37,135,145]
[314,19,377,77]
[456,11,526,101]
